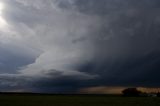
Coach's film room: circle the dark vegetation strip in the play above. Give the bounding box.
[0,92,121,97]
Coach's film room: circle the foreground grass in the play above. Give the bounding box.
[0,94,160,106]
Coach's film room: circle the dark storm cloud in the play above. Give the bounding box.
[58,0,160,87]
[0,70,95,93]
[77,52,160,87]
[0,43,38,74]
[0,0,160,93]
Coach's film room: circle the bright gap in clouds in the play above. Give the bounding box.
[0,2,7,29]
[0,17,7,27]
[0,2,4,14]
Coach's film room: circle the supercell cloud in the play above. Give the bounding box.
[0,0,160,92]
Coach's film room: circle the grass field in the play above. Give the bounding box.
[0,94,160,106]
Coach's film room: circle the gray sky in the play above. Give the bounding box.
[0,0,160,93]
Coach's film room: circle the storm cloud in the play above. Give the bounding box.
[0,0,160,92]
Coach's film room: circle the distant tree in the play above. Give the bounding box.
[157,92,160,97]
[122,88,142,97]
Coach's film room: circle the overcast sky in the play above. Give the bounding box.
[0,0,160,93]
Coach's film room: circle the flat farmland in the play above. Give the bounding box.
[0,94,160,106]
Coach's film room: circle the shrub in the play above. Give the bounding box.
[122,88,142,97]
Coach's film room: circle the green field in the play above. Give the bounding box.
[0,95,160,106]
